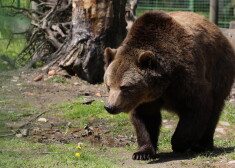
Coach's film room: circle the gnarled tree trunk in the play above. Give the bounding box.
[5,0,128,83]
[43,0,127,83]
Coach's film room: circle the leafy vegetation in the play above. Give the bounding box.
[0,1,31,71]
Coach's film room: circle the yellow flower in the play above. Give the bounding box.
[75,153,81,157]
[76,145,82,149]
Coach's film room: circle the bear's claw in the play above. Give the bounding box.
[132,152,157,160]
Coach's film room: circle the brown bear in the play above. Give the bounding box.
[103,10,235,160]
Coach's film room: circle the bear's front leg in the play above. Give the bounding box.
[131,101,162,160]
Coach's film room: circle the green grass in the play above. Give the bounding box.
[0,100,37,131]
[0,95,234,167]
[0,112,20,122]
[48,76,67,83]
[0,138,121,168]
[59,97,132,135]
[221,103,235,124]
[0,110,34,131]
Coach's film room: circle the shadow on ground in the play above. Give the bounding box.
[148,146,235,164]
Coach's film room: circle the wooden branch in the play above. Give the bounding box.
[130,0,138,16]
[41,0,62,29]
[125,0,137,31]
[0,131,16,137]
[41,42,68,71]
[6,34,13,49]
[19,110,49,129]
[0,109,51,138]
[51,24,66,37]
[57,0,72,12]
[38,2,55,8]
[0,5,43,15]
[24,42,46,69]
[16,40,35,60]
[45,28,62,48]
[61,22,71,27]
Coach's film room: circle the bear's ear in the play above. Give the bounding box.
[104,47,117,69]
[138,51,163,77]
[138,51,155,69]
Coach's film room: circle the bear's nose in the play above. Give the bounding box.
[104,104,119,114]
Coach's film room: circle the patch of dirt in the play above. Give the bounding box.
[25,125,135,147]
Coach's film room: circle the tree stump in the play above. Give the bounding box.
[45,0,127,83]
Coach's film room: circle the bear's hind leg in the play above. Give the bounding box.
[171,107,211,153]
[131,101,162,160]
[191,101,224,152]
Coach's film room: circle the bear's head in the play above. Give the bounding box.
[103,47,169,114]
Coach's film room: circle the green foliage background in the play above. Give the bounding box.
[0,0,31,71]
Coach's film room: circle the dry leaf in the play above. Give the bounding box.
[33,75,43,81]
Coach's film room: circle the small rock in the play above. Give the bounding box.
[20,129,29,137]
[219,121,230,126]
[96,93,101,97]
[12,76,19,80]
[215,127,226,134]
[223,110,229,114]
[38,118,48,123]
[24,92,34,96]
[16,134,23,138]
[74,82,79,86]
[83,125,94,136]
[77,142,83,146]
[228,160,235,165]
[11,77,18,82]
[33,75,43,81]
[48,70,56,76]
[79,99,95,105]
[163,120,168,123]
[165,125,174,129]
[229,99,235,102]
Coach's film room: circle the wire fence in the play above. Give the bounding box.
[136,0,235,28]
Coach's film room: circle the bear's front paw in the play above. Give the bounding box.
[132,151,157,160]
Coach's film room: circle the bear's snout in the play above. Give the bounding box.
[104,104,120,114]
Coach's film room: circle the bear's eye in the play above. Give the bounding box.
[120,86,131,92]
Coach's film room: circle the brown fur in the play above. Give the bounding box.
[103,10,235,160]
